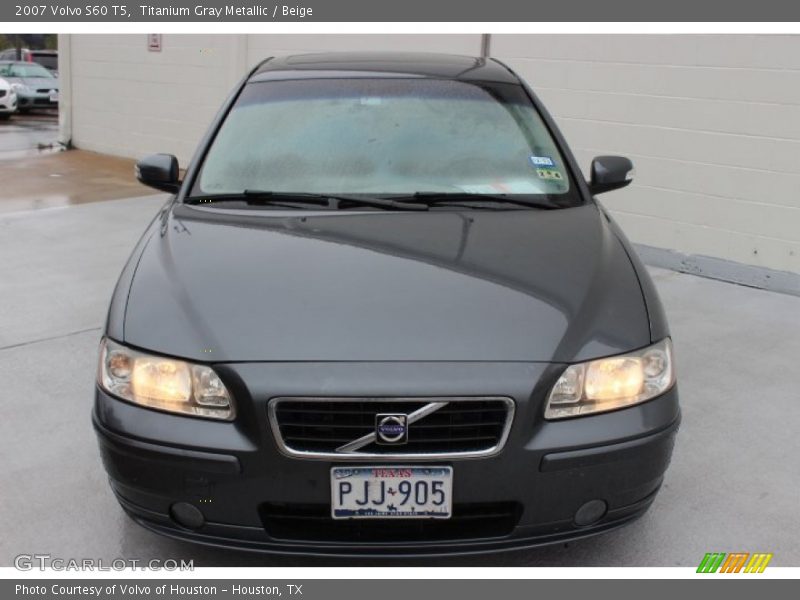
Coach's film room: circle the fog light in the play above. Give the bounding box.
[169,502,205,529]
[574,499,607,527]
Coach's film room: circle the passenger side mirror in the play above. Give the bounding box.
[136,153,181,193]
[588,156,634,195]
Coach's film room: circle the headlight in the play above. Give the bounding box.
[98,338,234,420]
[545,338,675,419]
[10,82,29,93]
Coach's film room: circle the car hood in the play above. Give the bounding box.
[122,203,650,363]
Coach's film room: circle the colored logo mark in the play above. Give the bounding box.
[529,155,555,167]
[697,552,773,573]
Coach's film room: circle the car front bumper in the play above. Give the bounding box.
[93,361,680,556]
[16,91,57,108]
[0,92,16,113]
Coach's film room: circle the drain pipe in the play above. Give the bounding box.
[480,34,491,58]
[57,33,73,149]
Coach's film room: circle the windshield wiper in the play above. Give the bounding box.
[404,192,562,210]
[185,190,428,211]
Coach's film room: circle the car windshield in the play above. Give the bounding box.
[193,78,580,205]
[0,63,54,78]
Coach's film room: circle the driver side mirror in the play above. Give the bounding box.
[588,155,634,195]
[136,153,181,193]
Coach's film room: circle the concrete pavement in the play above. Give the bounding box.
[1,195,798,567]
[0,111,59,161]
[0,149,159,215]
[0,119,159,214]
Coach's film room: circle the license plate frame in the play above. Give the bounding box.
[330,465,453,520]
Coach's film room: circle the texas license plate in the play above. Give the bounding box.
[331,466,452,519]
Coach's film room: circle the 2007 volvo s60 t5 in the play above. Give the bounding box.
[94,53,679,555]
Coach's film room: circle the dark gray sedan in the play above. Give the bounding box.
[94,52,679,556]
[0,61,58,111]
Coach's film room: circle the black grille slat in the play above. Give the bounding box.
[280,422,373,429]
[404,421,496,429]
[272,398,511,455]
[283,433,365,441]
[260,502,522,542]
[403,435,498,442]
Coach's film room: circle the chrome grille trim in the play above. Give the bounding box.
[334,401,450,453]
[268,396,515,460]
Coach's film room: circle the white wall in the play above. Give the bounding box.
[63,34,246,162]
[62,34,481,163]
[243,34,481,67]
[62,34,800,275]
[493,35,800,275]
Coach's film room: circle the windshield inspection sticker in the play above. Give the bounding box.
[536,168,564,181]
[530,155,555,168]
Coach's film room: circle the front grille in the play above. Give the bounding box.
[269,397,514,458]
[260,502,522,542]
[37,88,54,93]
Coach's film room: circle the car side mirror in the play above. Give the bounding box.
[588,156,634,195]
[136,154,181,193]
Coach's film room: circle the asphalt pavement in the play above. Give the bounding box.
[1,193,798,567]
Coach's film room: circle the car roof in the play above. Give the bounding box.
[248,52,520,84]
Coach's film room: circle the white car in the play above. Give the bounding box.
[0,77,17,119]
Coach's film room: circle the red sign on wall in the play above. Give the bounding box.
[147,34,162,52]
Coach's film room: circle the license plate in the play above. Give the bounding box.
[331,466,452,519]
[49,92,59,103]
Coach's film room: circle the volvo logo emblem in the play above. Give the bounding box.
[375,414,408,445]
